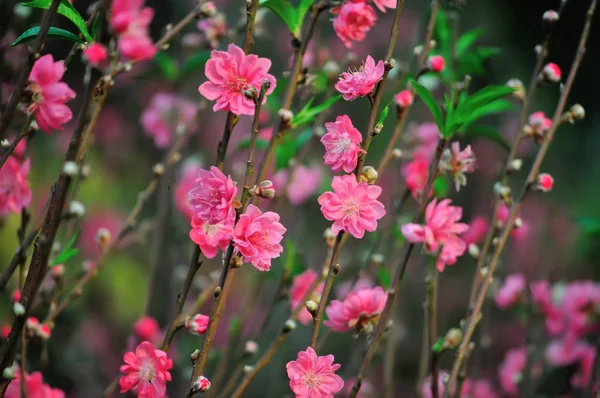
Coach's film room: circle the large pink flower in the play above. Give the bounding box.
[140,92,197,148]
[495,274,526,310]
[190,209,235,259]
[119,341,173,398]
[321,115,366,173]
[0,157,32,216]
[233,205,286,271]
[27,54,76,133]
[401,198,469,272]
[175,159,203,220]
[332,2,377,49]
[324,286,387,333]
[318,174,386,239]
[286,347,344,397]
[498,347,526,396]
[188,166,238,225]
[111,0,157,61]
[335,56,384,101]
[198,43,276,115]
[6,369,65,398]
[290,269,325,324]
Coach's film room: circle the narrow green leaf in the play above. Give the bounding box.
[377,102,392,126]
[275,135,296,171]
[455,28,483,57]
[294,129,313,148]
[12,26,84,46]
[434,9,451,62]
[259,0,299,36]
[91,15,100,40]
[154,52,178,81]
[433,175,449,198]
[22,0,92,41]
[409,79,445,135]
[458,99,516,132]
[52,248,79,266]
[179,51,211,80]
[476,46,502,59]
[291,95,341,128]
[464,125,510,152]
[457,85,515,116]
[377,267,391,290]
[236,138,270,150]
[296,0,314,33]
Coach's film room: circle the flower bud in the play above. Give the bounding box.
[505,79,525,101]
[1,139,9,149]
[413,45,424,56]
[51,264,65,279]
[323,228,336,248]
[11,290,21,303]
[230,252,244,268]
[13,303,25,316]
[391,148,403,158]
[493,182,511,200]
[152,163,165,177]
[37,324,51,340]
[62,161,79,177]
[373,123,383,135]
[371,253,384,265]
[191,375,211,393]
[395,90,413,109]
[199,1,217,17]
[242,85,258,100]
[283,319,296,334]
[256,180,275,199]
[507,159,523,173]
[81,164,91,178]
[468,243,480,259]
[360,166,378,184]
[543,10,559,25]
[426,55,446,73]
[305,300,318,317]
[568,104,585,122]
[243,365,254,374]
[443,328,463,349]
[514,217,523,229]
[186,314,210,335]
[323,60,340,79]
[68,200,86,218]
[244,340,258,356]
[278,109,293,123]
[95,228,112,248]
[541,63,562,83]
[535,173,554,192]
[26,317,39,331]
[2,366,16,380]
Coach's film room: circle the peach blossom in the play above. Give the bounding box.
[286,347,344,397]
[119,341,173,397]
[188,166,238,225]
[321,115,365,173]
[290,269,325,324]
[335,56,384,101]
[324,286,387,333]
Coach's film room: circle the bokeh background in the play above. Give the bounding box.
[1,0,599,396]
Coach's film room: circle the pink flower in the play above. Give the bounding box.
[427,55,446,72]
[561,281,600,337]
[321,115,366,173]
[402,154,430,199]
[542,62,562,82]
[528,111,552,136]
[189,210,234,259]
[395,89,413,108]
[0,157,32,216]
[111,0,157,61]
[498,347,526,396]
[335,56,384,101]
[332,2,377,49]
[495,203,530,242]
[232,205,286,271]
[369,0,397,12]
[185,314,210,335]
[495,274,526,309]
[188,166,238,225]
[175,159,203,220]
[546,339,596,389]
[286,164,323,206]
[438,142,476,191]
[119,341,173,397]
[324,286,388,333]
[83,43,108,67]
[133,316,160,341]
[286,347,344,397]
[461,216,488,246]
[290,269,325,324]
[318,174,386,239]
[198,43,276,115]
[197,13,228,48]
[536,173,554,192]
[6,369,65,398]
[530,281,564,335]
[140,92,197,148]
[27,54,76,133]
[401,198,469,271]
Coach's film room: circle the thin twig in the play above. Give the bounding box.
[0,115,34,170]
[426,263,439,398]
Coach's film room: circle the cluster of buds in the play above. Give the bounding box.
[524,111,552,143]
[25,317,51,340]
[250,180,275,199]
[185,313,210,335]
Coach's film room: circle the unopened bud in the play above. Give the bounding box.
[95,228,112,248]
[428,40,437,49]
[81,164,91,178]
[541,63,562,83]
[493,182,511,200]
[360,166,378,184]
[153,163,165,176]
[323,60,340,79]
[1,139,9,149]
[569,104,585,122]
[243,365,254,375]
[244,340,258,355]
[323,228,336,248]
[199,1,217,17]
[413,45,423,56]
[68,200,86,217]
[506,79,525,101]
[386,58,396,70]
[62,161,79,176]
[522,124,534,136]
[242,85,258,100]
[37,324,51,340]
[492,237,499,246]
[256,180,275,199]
[278,109,293,123]
[514,217,523,228]
[426,55,446,73]
[371,253,384,265]
[51,264,65,278]
[2,366,16,380]
[507,159,523,172]
[468,243,480,259]
[543,10,559,25]
[535,173,554,192]
[191,375,211,393]
[373,123,383,135]
[443,328,463,349]
[395,90,413,109]
[534,44,543,56]
[283,319,296,333]
[392,148,403,158]
[305,300,318,317]
[13,302,25,316]
[230,252,244,268]
[26,317,39,331]
[480,267,489,278]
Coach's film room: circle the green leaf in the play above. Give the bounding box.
[21,0,92,42]
[433,175,449,198]
[456,28,483,57]
[294,129,313,148]
[275,135,296,171]
[236,138,270,150]
[464,125,510,152]
[259,0,300,37]
[577,217,600,237]
[154,52,178,81]
[291,95,341,128]
[51,230,80,266]
[432,337,445,354]
[409,79,445,135]
[476,46,502,59]
[377,102,392,127]
[377,267,391,290]
[296,0,314,30]
[434,9,451,62]
[12,26,84,46]
[458,99,516,132]
[91,15,100,40]
[179,51,211,80]
[457,85,515,115]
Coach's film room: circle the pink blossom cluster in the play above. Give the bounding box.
[332,0,396,48]
[110,0,157,61]
[325,286,388,333]
[402,123,440,199]
[140,92,197,148]
[0,155,32,216]
[6,368,65,398]
[290,269,325,324]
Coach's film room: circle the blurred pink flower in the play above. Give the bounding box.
[332,2,377,49]
[335,56,384,101]
[410,122,439,159]
[402,154,429,199]
[198,43,276,115]
[439,142,476,191]
[321,115,366,173]
[133,316,160,342]
[318,174,386,239]
[290,269,325,324]
[197,12,228,48]
[495,274,526,309]
[83,42,108,67]
[140,92,197,148]
[530,281,564,335]
[368,0,397,12]
[495,203,530,242]
[561,281,600,337]
[111,0,157,61]
[186,314,210,335]
[286,347,344,397]
[546,339,596,388]
[233,205,286,271]
[401,198,468,272]
[188,166,238,225]
[175,159,203,219]
[498,347,526,396]
[462,216,488,246]
[27,54,76,133]
[324,286,387,333]
[189,209,235,259]
[119,341,173,397]
[6,369,65,398]
[423,372,497,398]
[286,164,323,205]
[0,157,32,216]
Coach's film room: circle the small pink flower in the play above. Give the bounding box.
[188,166,238,225]
[6,369,65,398]
[321,115,366,173]
[133,316,160,341]
[0,157,32,216]
[530,281,564,335]
[111,0,157,61]
[335,56,384,101]
[561,281,600,337]
[536,173,554,192]
[324,286,388,333]
[402,154,430,199]
[140,92,197,148]
[461,216,488,246]
[290,269,325,324]
[401,198,469,272]
[332,2,377,48]
[185,314,210,335]
[528,111,552,136]
[233,205,286,271]
[395,89,413,108]
[495,203,530,242]
[498,347,526,396]
[198,43,276,115]
[197,12,228,48]
[119,341,173,397]
[439,142,476,191]
[189,209,234,259]
[175,159,203,220]
[495,274,526,309]
[427,55,446,72]
[83,43,108,67]
[542,62,562,82]
[286,347,344,397]
[27,54,76,133]
[318,174,386,239]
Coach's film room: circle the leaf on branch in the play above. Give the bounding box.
[51,230,80,266]
[236,138,270,150]
[455,28,483,57]
[21,0,92,42]
[259,0,300,37]
[433,175,449,198]
[409,79,446,136]
[154,52,178,82]
[291,95,341,128]
[12,26,84,46]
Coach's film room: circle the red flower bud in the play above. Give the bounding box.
[427,55,445,73]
